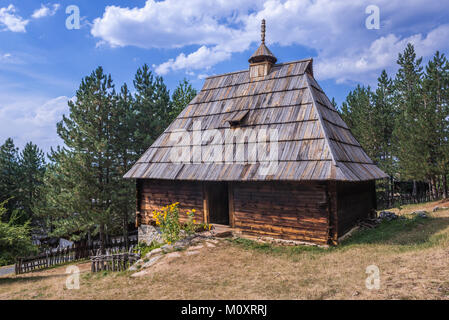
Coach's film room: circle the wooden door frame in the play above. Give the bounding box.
[202,181,234,227]
[228,182,235,227]
[202,182,209,224]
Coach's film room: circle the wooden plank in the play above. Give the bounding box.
[203,182,209,224]
[228,182,235,227]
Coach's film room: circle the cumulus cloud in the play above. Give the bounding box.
[32,3,60,19]
[316,24,449,83]
[91,0,259,74]
[0,95,72,152]
[91,0,449,83]
[91,0,257,48]
[154,46,232,75]
[0,5,29,32]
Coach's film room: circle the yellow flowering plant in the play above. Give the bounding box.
[184,209,197,236]
[152,202,181,244]
[152,203,211,244]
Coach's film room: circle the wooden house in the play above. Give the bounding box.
[124,20,388,245]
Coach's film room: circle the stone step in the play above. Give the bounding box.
[210,224,233,238]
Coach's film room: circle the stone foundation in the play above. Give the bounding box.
[138,225,163,244]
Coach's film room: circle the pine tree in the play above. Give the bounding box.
[340,85,377,159]
[422,51,449,198]
[372,70,396,205]
[393,44,428,195]
[50,67,117,252]
[170,78,197,121]
[330,97,338,109]
[110,83,137,246]
[19,142,46,223]
[133,64,171,155]
[0,138,20,221]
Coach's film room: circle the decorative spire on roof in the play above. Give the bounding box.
[248,19,277,65]
[261,19,266,44]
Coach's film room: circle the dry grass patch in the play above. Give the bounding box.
[2,201,449,300]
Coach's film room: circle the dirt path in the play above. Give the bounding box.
[0,266,14,277]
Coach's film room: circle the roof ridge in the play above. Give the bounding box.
[204,58,314,80]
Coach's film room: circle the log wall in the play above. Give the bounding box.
[136,179,377,245]
[232,181,330,244]
[336,180,376,236]
[138,179,205,225]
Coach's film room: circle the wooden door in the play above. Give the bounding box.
[206,182,229,225]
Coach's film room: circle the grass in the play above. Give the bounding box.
[2,200,449,300]
[135,241,163,258]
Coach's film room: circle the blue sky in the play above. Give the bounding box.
[1,0,449,153]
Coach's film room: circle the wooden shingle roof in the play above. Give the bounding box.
[124,58,388,181]
[248,43,277,64]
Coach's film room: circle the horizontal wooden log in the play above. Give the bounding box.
[236,228,328,244]
[235,220,328,236]
[233,215,328,230]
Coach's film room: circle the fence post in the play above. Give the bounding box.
[15,258,21,275]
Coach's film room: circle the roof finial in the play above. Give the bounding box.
[248,18,277,65]
[261,19,266,44]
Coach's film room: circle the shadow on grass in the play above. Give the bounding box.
[0,273,66,285]
[341,215,449,248]
[231,215,449,256]
[228,238,327,259]
[0,261,84,285]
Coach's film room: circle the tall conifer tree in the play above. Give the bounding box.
[19,142,46,223]
[0,138,20,221]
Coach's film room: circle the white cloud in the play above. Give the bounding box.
[154,46,231,75]
[0,53,12,62]
[32,3,60,19]
[0,95,72,152]
[91,0,257,49]
[91,0,449,83]
[315,24,449,83]
[0,5,29,32]
[91,0,258,74]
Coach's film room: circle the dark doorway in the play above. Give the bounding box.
[206,182,229,225]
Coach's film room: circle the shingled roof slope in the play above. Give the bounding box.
[124,58,388,181]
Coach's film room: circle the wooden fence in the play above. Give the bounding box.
[90,251,140,273]
[15,237,138,275]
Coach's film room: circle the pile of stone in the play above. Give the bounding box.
[128,233,222,277]
[378,211,399,221]
[410,210,428,218]
[432,206,449,212]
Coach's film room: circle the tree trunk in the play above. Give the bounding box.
[435,176,440,200]
[99,223,105,254]
[431,176,438,200]
[412,180,417,203]
[389,176,394,207]
[443,173,447,199]
[105,225,109,248]
[87,230,92,247]
[123,211,129,249]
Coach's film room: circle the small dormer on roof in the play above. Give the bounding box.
[249,19,277,80]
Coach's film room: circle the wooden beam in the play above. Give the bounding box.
[327,181,338,245]
[228,182,235,227]
[203,182,209,224]
[136,179,142,228]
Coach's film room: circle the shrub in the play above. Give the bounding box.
[135,241,162,257]
[0,200,37,266]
